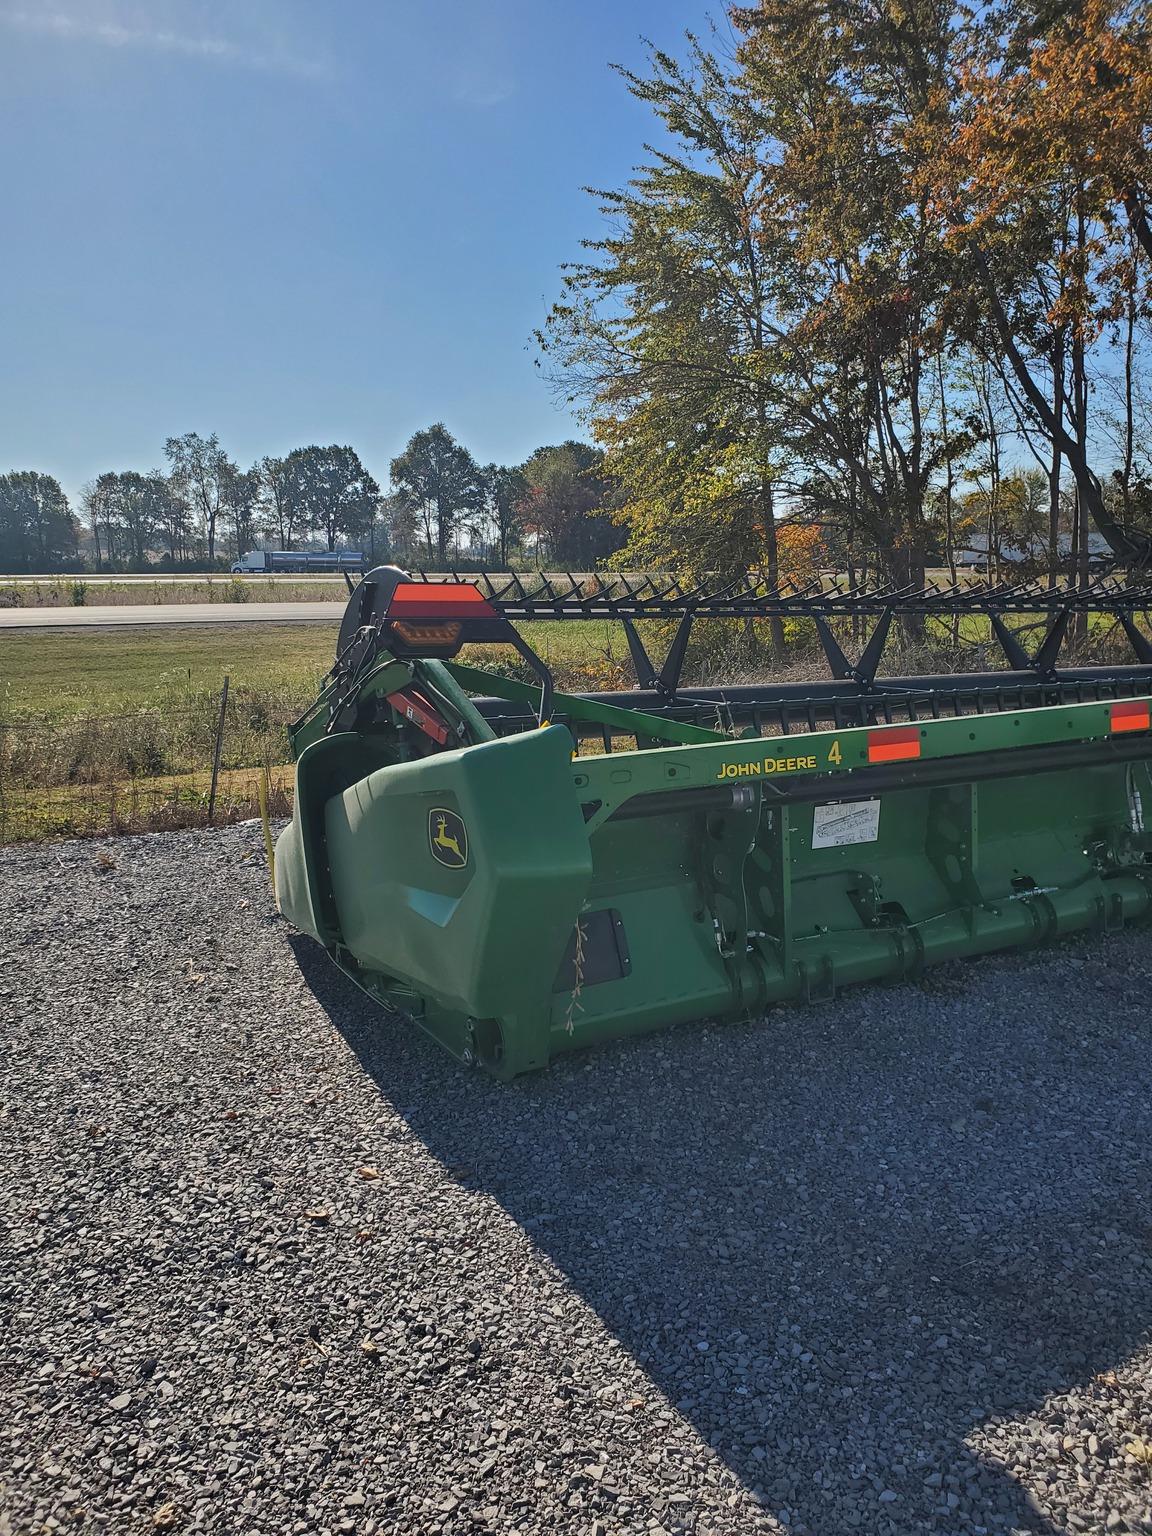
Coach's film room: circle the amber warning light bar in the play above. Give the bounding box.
[385,581,507,657]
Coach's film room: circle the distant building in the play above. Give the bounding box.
[956,531,1112,569]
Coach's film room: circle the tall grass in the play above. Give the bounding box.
[0,683,304,789]
[0,682,307,843]
[2,607,1146,844]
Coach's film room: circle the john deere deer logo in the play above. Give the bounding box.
[428,808,468,869]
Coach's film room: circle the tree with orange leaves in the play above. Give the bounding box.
[544,0,1152,604]
[914,0,1152,560]
[776,522,826,581]
[948,0,1152,261]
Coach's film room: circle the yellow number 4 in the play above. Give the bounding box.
[828,739,842,766]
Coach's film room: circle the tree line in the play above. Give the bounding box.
[540,0,1152,610]
[0,428,625,573]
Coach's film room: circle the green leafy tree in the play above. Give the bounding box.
[390,424,486,565]
[163,432,236,562]
[380,490,418,565]
[482,463,529,566]
[149,472,192,564]
[79,480,110,567]
[539,42,793,607]
[84,471,160,566]
[287,445,380,551]
[539,31,964,657]
[0,471,77,571]
[518,442,623,567]
[255,456,299,550]
[221,464,263,558]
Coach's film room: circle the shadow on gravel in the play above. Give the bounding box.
[292,935,1152,1536]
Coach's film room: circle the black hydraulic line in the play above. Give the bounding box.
[605,784,759,820]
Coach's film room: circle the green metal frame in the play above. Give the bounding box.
[569,693,1150,822]
[275,650,1152,1076]
[445,661,728,747]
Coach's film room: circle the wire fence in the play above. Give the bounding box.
[2,616,1147,847]
[0,678,296,845]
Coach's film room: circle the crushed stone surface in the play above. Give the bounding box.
[1,823,1151,1536]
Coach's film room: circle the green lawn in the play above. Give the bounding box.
[0,620,633,721]
[3,608,1139,725]
[0,626,334,719]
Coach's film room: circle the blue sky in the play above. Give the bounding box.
[0,0,716,504]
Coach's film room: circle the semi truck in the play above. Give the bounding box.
[230,549,365,574]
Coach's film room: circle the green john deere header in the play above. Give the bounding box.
[275,565,1152,1076]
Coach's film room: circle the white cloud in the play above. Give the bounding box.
[0,4,329,79]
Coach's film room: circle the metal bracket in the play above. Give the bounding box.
[1033,610,1070,678]
[622,618,659,690]
[1118,611,1152,664]
[813,614,853,679]
[813,608,891,689]
[623,611,695,701]
[989,613,1031,670]
[855,608,893,687]
[507,630,555,726]
[990,610,1069,678]
[658,611,695,698]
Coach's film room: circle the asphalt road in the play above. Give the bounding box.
[0,602,347,630]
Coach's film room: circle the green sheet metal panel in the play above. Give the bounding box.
[277,689,1152,1076]
[315,725,592,1076]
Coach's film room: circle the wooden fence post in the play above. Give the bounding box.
[207,675,230,825]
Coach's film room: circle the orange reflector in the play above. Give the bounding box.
[867,725,921,764]
[388,582,498,620]
[1111,699,1151,733]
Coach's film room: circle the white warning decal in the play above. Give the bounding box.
[812,799,881,849]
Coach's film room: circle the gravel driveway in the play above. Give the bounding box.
[2,824,1151,1536]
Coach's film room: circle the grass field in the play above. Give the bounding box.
[1,610,1141,844]
[0,621,637,842]
[0,577,349,608]
[0,625,336,719]
[0,620,637,721]
[5,609,1141,723]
